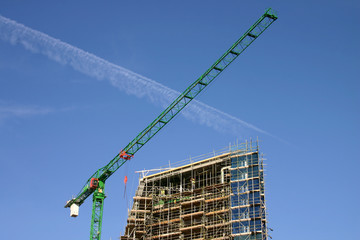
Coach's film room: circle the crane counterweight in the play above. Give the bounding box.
[70,204,79,217]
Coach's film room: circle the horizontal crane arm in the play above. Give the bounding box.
[65,8,277,209]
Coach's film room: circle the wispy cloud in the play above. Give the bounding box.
[0,101,53,120]
[0,105,52,116]
[0,101,81,124]
[0,15,271,136]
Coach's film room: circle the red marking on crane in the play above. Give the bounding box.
[119,150,133,160]
[90,178,99,190]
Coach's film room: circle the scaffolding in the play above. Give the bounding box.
[121,140,268,240]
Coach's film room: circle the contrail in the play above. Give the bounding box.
[0,15,270,136]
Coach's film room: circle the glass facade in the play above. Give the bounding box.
[230,152,267,239]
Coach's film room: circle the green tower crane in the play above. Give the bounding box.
[65,8,277,240]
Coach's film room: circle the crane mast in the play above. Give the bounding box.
[65,8,277,240]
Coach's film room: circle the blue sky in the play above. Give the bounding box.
[0,1,359,239]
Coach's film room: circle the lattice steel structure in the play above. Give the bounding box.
[121,140,268,240]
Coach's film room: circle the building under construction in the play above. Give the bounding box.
[121,140,268,240]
